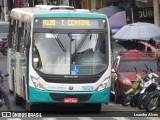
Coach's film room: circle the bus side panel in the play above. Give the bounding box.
[7,48,14,92]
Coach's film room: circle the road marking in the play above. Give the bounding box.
[112,117,130,120]
[7,118,22,120]
[42,118,57,120]
[78,117,93,120]
[146,117,160,120]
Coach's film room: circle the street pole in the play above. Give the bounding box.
[153,0,160,26]
[91,0,96,10]
[4,0,8,21]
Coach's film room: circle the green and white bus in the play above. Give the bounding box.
[7,5,111,111]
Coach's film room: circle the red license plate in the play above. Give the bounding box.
[64,98,78,103]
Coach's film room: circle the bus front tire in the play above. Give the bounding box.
[25,102,37,111]
[85,103,101,112]
[14,93,23,106]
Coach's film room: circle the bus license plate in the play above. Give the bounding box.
[64,98,78,103]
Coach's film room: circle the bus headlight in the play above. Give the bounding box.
[97,77,110,91]
[31,76,46,90]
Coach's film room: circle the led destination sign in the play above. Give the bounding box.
[34,18,106,29]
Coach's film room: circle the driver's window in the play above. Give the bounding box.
[33,46,42,69]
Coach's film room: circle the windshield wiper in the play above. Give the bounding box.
[76,30,90,51]
[51,30,66,52]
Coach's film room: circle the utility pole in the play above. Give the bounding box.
[4,0,8,21]
[91,0,96,10]
[153,0,160,26]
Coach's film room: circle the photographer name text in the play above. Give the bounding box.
[134,113,159,117]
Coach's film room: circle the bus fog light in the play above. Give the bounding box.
[97,77,110,91]
[31,76,46,90]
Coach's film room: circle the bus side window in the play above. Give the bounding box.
[20,22,25,55]
[8,18,13,48]
[24,23,31,50]
[12,20,17,51]
[15,20,20,51]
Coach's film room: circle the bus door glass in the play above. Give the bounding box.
[70,33,108,75]
[33,33,70,75]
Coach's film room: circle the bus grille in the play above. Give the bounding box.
[42,77,99,83]
[49,93,92,102]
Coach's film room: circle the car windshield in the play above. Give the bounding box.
[119,60,159,72]
[33,32,108,75]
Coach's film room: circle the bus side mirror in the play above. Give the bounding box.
[25,37,31,48]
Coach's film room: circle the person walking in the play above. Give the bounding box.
[0,70,11,111]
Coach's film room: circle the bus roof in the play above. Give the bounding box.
[11,5,108,22]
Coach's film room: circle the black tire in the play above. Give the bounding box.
[145,95,159,112]
[122,94,133,106]
[130,96,138,107]
[12,70,15,94]
[25,101,37,112]
[14,93,23,106]
[85,103,101,112]
[114,86,121,103]
[137,94,145,109]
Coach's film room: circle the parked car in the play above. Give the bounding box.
[138,40,159,59]
[111,49,160,103]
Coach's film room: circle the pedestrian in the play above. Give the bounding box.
[0,70,11,111]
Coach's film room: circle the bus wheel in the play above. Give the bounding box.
[25,102,37,112]
[14,93,23,106]
[85,103,101,112]
[9,70,15,94]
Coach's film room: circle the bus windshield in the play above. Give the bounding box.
[33,32,108,75]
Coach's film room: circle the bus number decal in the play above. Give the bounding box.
[82,86,94,91]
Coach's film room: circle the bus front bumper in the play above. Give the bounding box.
[29,86,110,104]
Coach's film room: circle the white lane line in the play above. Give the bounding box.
[7,118,22,120]
[146,117,160,120]
[112,117,130,120]
[78,117,93,120]
[42,118,57,120]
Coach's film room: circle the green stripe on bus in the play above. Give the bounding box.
[29,86,111,103]
[33,13,107,19]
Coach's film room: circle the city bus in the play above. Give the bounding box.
[7,5,111,111]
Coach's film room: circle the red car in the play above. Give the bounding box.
[111,49,160,103]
